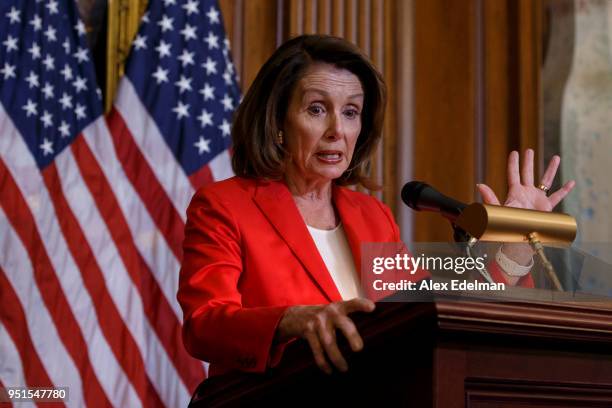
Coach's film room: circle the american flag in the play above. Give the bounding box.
[0,0,238,406]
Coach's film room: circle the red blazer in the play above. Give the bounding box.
[178,177,403,376]
[178,177,532,377]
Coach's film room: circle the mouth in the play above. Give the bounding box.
[315,150,343,164]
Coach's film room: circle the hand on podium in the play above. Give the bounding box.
[274,298,376,374]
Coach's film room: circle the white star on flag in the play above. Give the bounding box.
[22,99,37,116]
[75,20,86,35]
[40,110,53,128]
[25,71,39,88]
[182,0,199,15]
[204,32,219,49]
[62,38,71,53]
[199,83,215,101]
[178,50,195,67]
[197,109,213,127]
[28,43,41,59]
[3,35,18,52]
[1,63,16,79]
[194,136,211,154]
[133,35,147,50]
[155,40,172,58]
[43,55,55,71]
[175,75,192,94]
[6,7,21,24]
[158,15,174,32]
[46,0,59,15]
[73,76,87,93]
[58,120,71,137]
[75,103,86,119]
[222,71,232,85]
[180,24,197,41]
[41,82,54,99]
[39,137,54,155]
[173,101,190,119]
[202,57,217,75]
[44,26,57,42]
[152,67,169,84]
[74,47,89,62]
[61,64,73,81]
[30,15,42,31]
[206,7,220,24]
[221,94,233,111]
[218,119,231,136]
[59,92,73,109]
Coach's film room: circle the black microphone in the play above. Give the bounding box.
[401,181,467,222]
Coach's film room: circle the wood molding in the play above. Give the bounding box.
[466,378,612,407]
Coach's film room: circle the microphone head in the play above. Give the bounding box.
[401,180,467,220]
[401,181,430,210]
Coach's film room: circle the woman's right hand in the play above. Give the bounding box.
[275,298,375,374]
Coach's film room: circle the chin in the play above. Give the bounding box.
[312,166,348,181]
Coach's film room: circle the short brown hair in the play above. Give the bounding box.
[231,34,386,188]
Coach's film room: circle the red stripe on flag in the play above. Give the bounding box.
[105,108,184,260]
[0,160,111,407]
[0,268,54,392]
[0,378,11,408]
[0,377,14,408]
[71,137,205,391]
[188,162,214,191]
[41,162,162,407]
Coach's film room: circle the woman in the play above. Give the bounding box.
[177,35,575,377]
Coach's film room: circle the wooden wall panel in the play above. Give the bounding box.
[482,0,542,209]
[483,0,512,200]
[413,0,478,241]
[411,0,543,241]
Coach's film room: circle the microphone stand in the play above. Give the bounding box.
[452,224,495,284]
[527,232,563,291]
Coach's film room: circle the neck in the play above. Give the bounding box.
[284,170,333,202]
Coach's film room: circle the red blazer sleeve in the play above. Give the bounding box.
[178,189,289,373]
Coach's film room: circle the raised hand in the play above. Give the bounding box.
[477,149,575,211]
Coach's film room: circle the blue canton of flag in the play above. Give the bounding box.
[125,0,241,178]
[0,0,102,169]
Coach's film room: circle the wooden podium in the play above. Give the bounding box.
[189,297,612,407]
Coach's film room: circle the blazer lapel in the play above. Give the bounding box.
[333,185,372,276]
[252,180,342,302]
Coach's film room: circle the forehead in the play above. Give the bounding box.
[296,62,363,96]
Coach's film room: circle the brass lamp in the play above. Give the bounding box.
[455,203,578,290]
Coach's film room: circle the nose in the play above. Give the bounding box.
[325,111,343,140]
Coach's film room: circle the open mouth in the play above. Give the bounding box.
[316,151,343,164]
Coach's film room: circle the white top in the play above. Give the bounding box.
[307,223,362,300]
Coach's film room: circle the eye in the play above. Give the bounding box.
[344,108,360,119]
[307,104,325,116]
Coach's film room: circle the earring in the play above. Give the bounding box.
[277,130,284,145]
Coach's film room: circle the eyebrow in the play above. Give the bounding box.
[301,88,364,100]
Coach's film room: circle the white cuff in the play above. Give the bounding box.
[495,245,534,277]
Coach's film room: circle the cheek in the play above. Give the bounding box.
[346,124,362,152]
[288,122,321,159]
